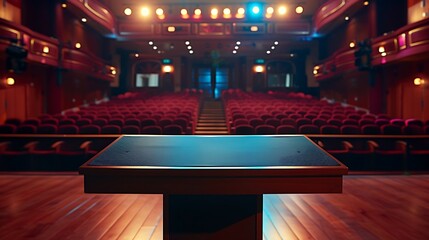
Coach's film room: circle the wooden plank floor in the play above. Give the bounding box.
[1,174,429,240]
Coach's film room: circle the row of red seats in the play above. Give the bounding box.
[1,91,202,135]
[232,123,429,135]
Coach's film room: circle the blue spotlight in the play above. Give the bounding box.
[247,3,264,19]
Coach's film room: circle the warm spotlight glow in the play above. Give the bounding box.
[163,65,173,73]
[156,8,164,16]
[153,46,157,50]
[363,1,369,6]
[148,41,154,45]
[349,42,356,48]
[414,77,425,86]
[378,46,385,53]
[111,69,117,75]
[185,41,190,45]
[295,6,304,14]
[211,8,219,18]
[42,46,49,54]
[223,8,231,15]
[235,46,239,49]
[266,7,274,14]
[250,26,258,32]
[236,7,245,18]
[278,6,287,15]
[232,50,237,54]
[6,77,15,85]
[236,41,241,45]
[124,8,132,16]
[345,16,350,21]
[135,53,139,57]
[274,41,279,45]
[266,50,271,54]
[381,52,387,57]
[81,18,87,23]
[189,50,194,54]
[187,46,192,50]
[271,46,275,50]
[61,3,67,8]
[194,8,202,16]
[141,7,150,17]
[254,65,265,73]
[75,42,81,49]
[167,26,175,32]
[181,9,188,16]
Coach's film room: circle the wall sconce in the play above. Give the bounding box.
[414,77,425,86]
[163,65,174,73]
[254,65,265,73]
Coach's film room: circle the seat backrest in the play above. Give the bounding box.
[320,125,340,134]
[0,124,17,134]
[402,125,424,135]
[101,125,121,134]
[255,124,276,134]
[381,124,402,135]
[122,125,140,134]
[58,124,79,134]
[163,124,184,135]
[234,124,255,135]
[276,125,297,134]
[299,124,320,134]
[80,125,101,134]
[361,124,381,134]
[141,125,162,134]
[37,124,58,134]
[340,125,361,134]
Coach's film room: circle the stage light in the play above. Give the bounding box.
[349,42,356,48]
[252,6,260,14]
[194,8,202,18]
[124,8,132,16]
[75,42,81,49]
[81,18,87,23]
[181,9,189,19]
[223,8,231,18]
[187,46,192,50]
[236,41,241,45]
[266,7,274,14]
[141,7,150,17]
[167,26,175,32]
[163,65,173,73]
[42,46,49,54]
[134,53,139,57]
[266,50,271,54]
[153,46,157,50]
[236,7,245,18]
[278,6,287,15]
[6,77,15,86]
[363,1,369,6]
[235,46,239,49]
[250,26,258,32]
[189,50,194,54]
[274,41,279,45]
[345,16,350,21]
[414,77,425,86]
[295,6,304,14]
[248,3,263,19]
[378,46,385,53]
[148,41,154,45]
[211,8,219,19]
[156,8,164,16]
[185,41,190,45]
[233,50,237,54]
[254,65,265,73]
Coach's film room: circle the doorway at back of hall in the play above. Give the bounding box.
[193,67,229,99]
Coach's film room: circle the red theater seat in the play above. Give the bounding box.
[163,124,184,135]
[276,125,297,134]
[36,124,58,134]
[0,124,16,134]
[122,125,141,134]
[255,125,276,135]
[234,124,255,135]
[80,125,101,134]
[141,125,162,134]
[101,125,121,134]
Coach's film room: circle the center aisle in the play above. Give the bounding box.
[194,100,229,135]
